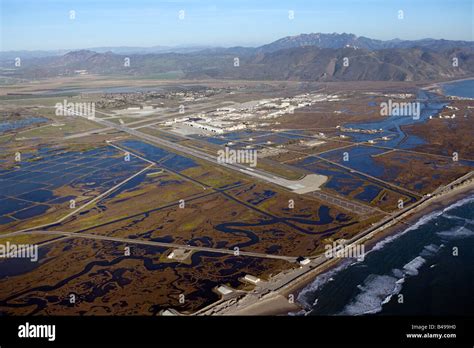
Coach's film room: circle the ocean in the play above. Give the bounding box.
[296,80,474,316]
[441,79,474,99]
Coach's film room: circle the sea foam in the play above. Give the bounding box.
[296,195,474,315]
[338,274,401,315]
[437,226,474,239]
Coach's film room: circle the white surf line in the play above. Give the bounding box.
[5,161,155,235]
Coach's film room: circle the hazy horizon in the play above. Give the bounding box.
[1,0,473,51]
[2,30,474,53]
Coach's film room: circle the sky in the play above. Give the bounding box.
[1,0,473,51]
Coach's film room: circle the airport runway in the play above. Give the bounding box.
[77,113,324,193]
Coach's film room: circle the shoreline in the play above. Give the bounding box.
[209,176,473,316]
[422,76,474,95]
[201,79,474,316]
[290,180,474,315]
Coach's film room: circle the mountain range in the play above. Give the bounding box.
[2,33,473,82]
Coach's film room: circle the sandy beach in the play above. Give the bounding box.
[211,174,474,316]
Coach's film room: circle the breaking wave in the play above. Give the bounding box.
[402,256,426,276]
[338,274,401,315]
[297,258,354,309]
[295,194,474,315]
[338,255,429,315]
[443,214,474,225]
[369,212,440,253]
[420,244,444,257]
[437,225,474,239]
[368,194,474,254]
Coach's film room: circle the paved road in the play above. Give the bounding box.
[76,113,321,193]
[64,126,116,139]
[4,230,298,262]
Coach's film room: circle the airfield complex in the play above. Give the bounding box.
[0,78,473,315]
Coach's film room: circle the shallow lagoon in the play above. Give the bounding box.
[0,117,47,134]
[0,145,149,226]
[119,139,198,172]
[343,90,446,149]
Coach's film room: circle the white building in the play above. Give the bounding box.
[183,121,224,134]
[216,285,233,296]
[299,258,311,266]
[243,274,261,284]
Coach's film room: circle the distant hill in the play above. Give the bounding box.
[2,33,473,82]
[183,46,474,81]
[228,47,474,81]
[257,33,474,53]
[258,33,377,52]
